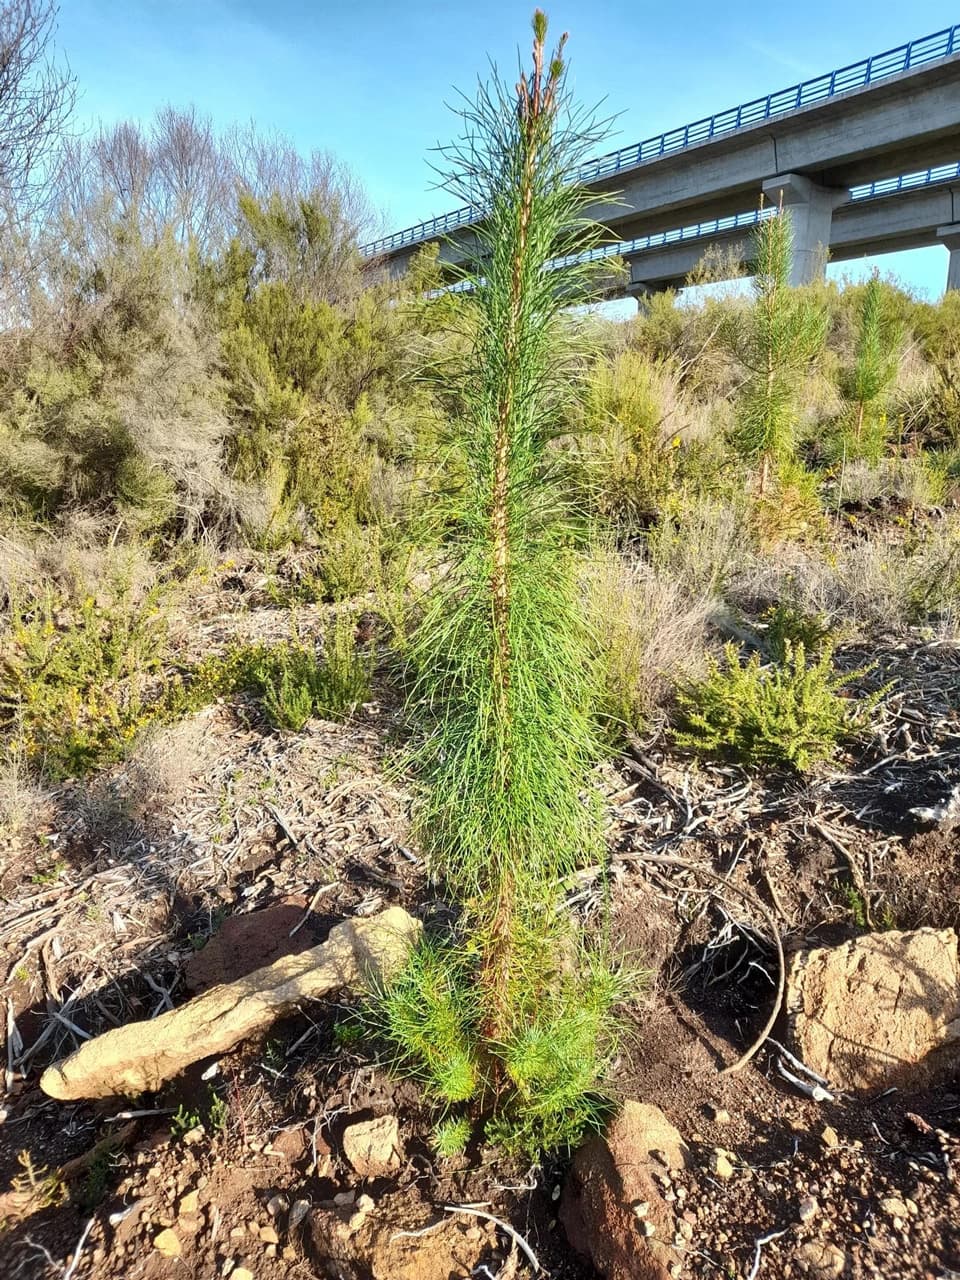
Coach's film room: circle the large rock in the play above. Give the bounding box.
[342,1115,403,1178]
[41,907,420,1100]
[560,1101,690,1280]
[786,927,960,1093]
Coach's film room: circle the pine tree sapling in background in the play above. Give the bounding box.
[373,11,627,1156]
[728,208,827,493]
[839,272,903,463]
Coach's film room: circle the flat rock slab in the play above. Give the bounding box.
[41,907,420,1101]
[786,927,960,1093]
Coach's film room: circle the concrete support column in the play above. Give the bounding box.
[937,224,960,293]
[761,173,847,287]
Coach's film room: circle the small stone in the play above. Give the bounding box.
[679,1220,694,1241]
[230,1227,245,1239]
[905,1198,919,1216]
[178,1190,199,1216]
[820,1125,840,1149]
[640,1220,656,1237]
[178,1214,203,1235]
[232,1270,255,1280]
[265,1245,277,1258]
[259,1225,279,1244]
[267,1194,288,1218]
[706,1104,731,1125]
[153,1228,181,1258]
[333,1191,355,1207]
[288,1200,311,1231]
[709,1150,735,1179]
[631,1201,650,1218]
[182,1125,205,1146]
[799,1196,819,1223]
[880,1196,909,1218]
[796,1241,846,1278]
[342,1115,403,1178]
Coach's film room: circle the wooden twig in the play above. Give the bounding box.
[443,1205,540,1273]
[809,818,873,927]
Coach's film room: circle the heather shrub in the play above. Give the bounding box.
[674,640,876,771]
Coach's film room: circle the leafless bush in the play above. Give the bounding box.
[0,740,55,838]
[729,520,960,638]
[646,496,749,598]
[0,0,74,215]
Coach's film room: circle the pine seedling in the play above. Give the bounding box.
[839,272,903,462]
[378,12,625,1154]
[409,11,610,1031]
[729,210,827,491]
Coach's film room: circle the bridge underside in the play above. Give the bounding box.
[620,176,960,296]
[376,43,960,295]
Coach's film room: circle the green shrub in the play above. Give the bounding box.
[760,602,833,662]
[183,612,372,731]
[674,640,875,771]
[0,582,172,775]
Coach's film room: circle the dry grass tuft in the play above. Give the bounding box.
[592,550,714,730]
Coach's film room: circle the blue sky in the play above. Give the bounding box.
[56,1,958,298]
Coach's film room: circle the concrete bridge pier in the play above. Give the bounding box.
[938,224,960,291]
[761,173,848,286]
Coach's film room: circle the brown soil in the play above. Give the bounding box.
[2,561,959,1279]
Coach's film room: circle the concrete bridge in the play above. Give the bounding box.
[363,23,960,292]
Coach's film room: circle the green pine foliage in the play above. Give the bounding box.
[370,12,626,1157]
[674,639,875,772]
[837,274,903,462]
[431,1115,472,1158]
[727,211,827,490]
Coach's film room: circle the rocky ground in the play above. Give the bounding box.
[1,563,959,1280]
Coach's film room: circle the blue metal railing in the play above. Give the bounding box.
[360,23,960,258]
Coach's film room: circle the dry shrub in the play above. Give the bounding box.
[0,745,56,840]
[592,550,714,730]
[834,455,944,509]
[729,519,960,638]
[646,496,749,598]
